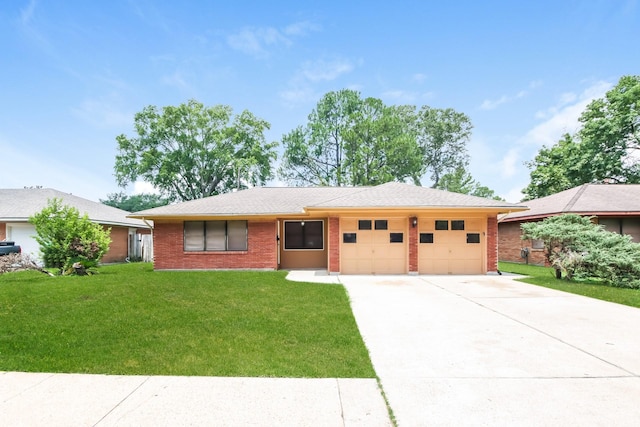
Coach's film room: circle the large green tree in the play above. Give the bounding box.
[100,192,170,212]
[523,75,640,200]
[115,100,277,201]
[342,101,423,186]
[279,90,423,186]
[279,89,360,186]
[414,106,472,188]
[279,89,421,186]
[522,134,583,200]
[436,167,504,200]
[279,90,471,187]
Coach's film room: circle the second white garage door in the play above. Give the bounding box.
[340,217,407,274]
[418,217,484,274]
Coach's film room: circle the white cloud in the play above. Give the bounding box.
[227,21,319,58]
[279,57,358,106]
[20,0,37,24]
[529,80,543,89]
[227,28,273,57]
[301,59,354,82]
[490,79,614,202]
[382,90,415,102]
[521,80,612,147]
[161,71,190,90]
[72,98,132,129]
[279,87,318,105]
[17,0,60,62]
[501,186,527,204]
[558,92,577,105]
[480,95,509,110]
[132,181,160,195]
[480,80,543,110]
[412,73,428,83]
[500,148,519,178]
[380,89,434,104]
[283,21,321,36]
[535,91,580,119]
[129,0,170,32]
[0,135,118,201]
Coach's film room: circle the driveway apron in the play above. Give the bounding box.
[340,275,640,426]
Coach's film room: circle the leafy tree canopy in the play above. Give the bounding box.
[115,100,278,202]
[436,166,504,200]
[101,192,170,212]
[29,198,111,274]
[279,90,421,186]
[523,75,640,200]
[278,89,471,187]
[414,106,472,188]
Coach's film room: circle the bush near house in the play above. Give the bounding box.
[521,214,640,288]
[29,198,111,275]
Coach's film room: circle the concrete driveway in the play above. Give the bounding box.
[340,274,640,426]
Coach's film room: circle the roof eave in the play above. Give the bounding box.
[306,205,528,212]
[501,210,640,223]
[128,212,306,220]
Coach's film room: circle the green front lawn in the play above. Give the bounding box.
[0,263,375,378]
[499,261,640,309]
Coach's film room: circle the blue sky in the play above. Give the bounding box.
[1,1,638,203]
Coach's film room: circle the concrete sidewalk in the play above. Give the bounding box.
[1,270,391,426]
[0,372,390,426]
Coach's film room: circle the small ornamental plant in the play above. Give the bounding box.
[29,198,111,275]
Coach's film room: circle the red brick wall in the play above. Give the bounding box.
[102,226,129,263]
[0,223,6,241]
[486,215,498,273]
[409,219,418,273]
[498,221,546,266]
[153,220,277,270]
[328,217,340,273]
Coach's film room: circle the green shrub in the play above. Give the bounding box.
[521,213,640,288]
[29,198,111,274]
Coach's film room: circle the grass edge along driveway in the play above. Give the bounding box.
[0,263,375,378]
[499,261,640,309]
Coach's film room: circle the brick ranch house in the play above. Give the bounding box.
[0,188,152,263]
[130,182,527,275]
[499,184,640,266]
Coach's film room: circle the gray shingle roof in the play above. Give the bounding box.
[309,182,523,208]
[131,182,526,218]
[0,188,150,228]
[501,184,640,222]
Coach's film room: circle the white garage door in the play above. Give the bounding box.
[340,218,407,274]
[418,217,484,274]
[6,223,40,259]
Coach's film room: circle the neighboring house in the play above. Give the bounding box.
[499,184,640,265]
[129,182,526,275]
[0,188,152,263]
